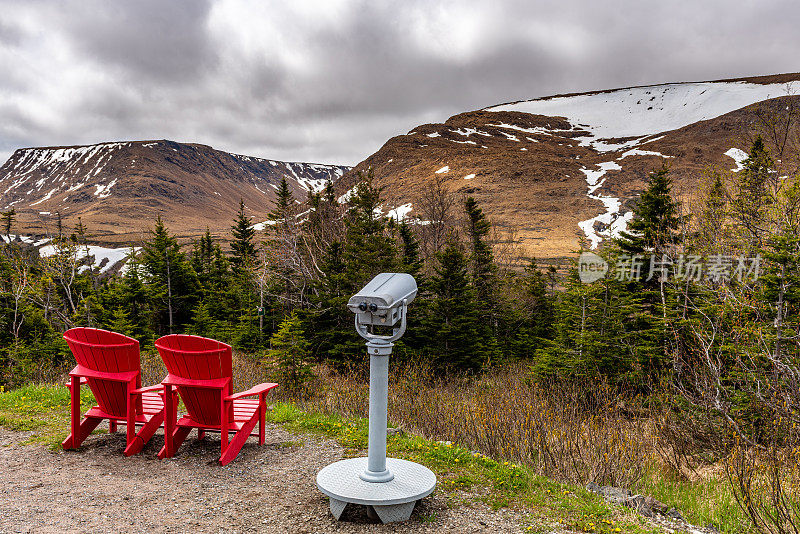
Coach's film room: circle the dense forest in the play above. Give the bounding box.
[0,169,557,385]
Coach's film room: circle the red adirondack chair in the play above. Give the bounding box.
[62,327,165,455]
[154,334,278,466]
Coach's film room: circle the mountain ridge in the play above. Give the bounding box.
[338,73,800,258]
[0,139,350,242]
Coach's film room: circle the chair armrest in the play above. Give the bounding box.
[224,383,278,401]
[162,373,230,389]
[131,384,163,395]
[68,365,138,383]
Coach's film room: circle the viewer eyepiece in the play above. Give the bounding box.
[347,273,418,338]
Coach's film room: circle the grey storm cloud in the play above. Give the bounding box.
[0,0,799,166]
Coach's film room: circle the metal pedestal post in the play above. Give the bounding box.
[316,340,436,524]
[361,340,393,482]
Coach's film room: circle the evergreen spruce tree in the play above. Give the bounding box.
[140,216,199,334]
[1,208,15,236]
[116,251,151,340]
[464,197,498,359]
[108,307,136,339]
[421,238,484,372]
[534,263,642,385]
[191,229,234,338]
[270,177,294,223]
[510,259,556,359]
[267,312,313,397]
[398,221,423,278]
[55,211,63,240]
[306,170,402,364]
[731,136,775,251]
[342,171,399,282]
[464,197,495,303]
[696,171,728,254]
[759,231,800,363]
[230,200,257,272]
[188,300,219,338]
[265,177,300,317]
[307,240,348,361]
[614,166,682,384]
[228,201,262,343]
[73,217,88,243]
[318,171,400,362]
[617,165,681,261]
[393,221,428,354]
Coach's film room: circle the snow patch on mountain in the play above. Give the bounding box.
[249,220,277,231]
[450,139,478,145]
[450,127,492,137]
[725,148,749,172]
[618,149,674,160]
[30,188,57,206]
[577,162,632,249]
[338,184,359,204]
[496,131,520,142]
[1,234,50,246]
[93,178,117,199]
[581,136,649,153]
[488,122,558,136]
[37,242,138,273]
[386,203,414,222]
[487,81,798,141]
[581,162,621,188]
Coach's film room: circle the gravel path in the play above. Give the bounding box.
[0,426,527,533]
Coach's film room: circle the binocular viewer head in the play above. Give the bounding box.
[347,273,417,329]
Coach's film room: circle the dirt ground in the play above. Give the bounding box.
[0,425,528,534]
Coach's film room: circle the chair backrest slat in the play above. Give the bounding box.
[155,334,233,426]
[63,327,141,417]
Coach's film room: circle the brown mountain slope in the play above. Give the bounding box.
[339,75,800,258]
[0,140,349,242]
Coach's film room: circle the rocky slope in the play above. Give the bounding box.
[0,140,349,242]
[340,73,800,258]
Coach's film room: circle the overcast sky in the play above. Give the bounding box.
[0,0,798,167]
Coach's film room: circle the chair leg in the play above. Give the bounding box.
[258,395,265,446]
[158,425,191,459]
[64,417,102,450]
[63,376,82,450]
[198,429,206,440]
[172,427,191,453]
[109,421,117,433]
[220,404,228,451]
[219,415,258,466]
[127,391,136,448]
[161,386,176,459]
[124,410,164,456]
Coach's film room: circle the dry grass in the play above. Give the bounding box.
[301,361,651,489]
[285,360,760,532]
